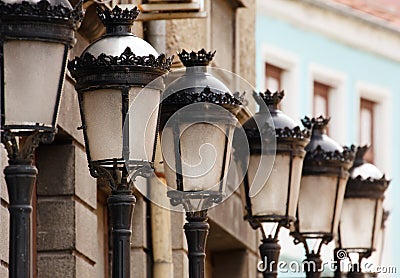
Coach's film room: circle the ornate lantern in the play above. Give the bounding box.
[338,146,389,276]
[290,116,355,278]
[159,49,242,278]
[0,0,81,276]
[68,6,172,278]
[237,90,309,277]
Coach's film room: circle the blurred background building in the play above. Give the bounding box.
[256,0,400,276]
[1,0,399,277]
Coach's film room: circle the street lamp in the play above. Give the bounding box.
[290,116,355,278]
[159,49,242,278]
[68,6,172,278]
[237,90,309,277]
[337,146,390,278]
[0,0,81,277]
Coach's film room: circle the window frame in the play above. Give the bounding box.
[308,63,347,145]
[356,81,392,172]
[313,81,331,118]
[359,98,376,163]
[260,44,300,121]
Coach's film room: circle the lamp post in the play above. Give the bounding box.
[290,116,355,278]
[159,49,242,278]
[337,146,390,278]
[237,90,309,277]
[68,6,172,278]
[0,1,81,277]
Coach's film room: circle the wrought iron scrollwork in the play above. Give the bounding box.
[92,162,153,192]
[1,130,55,163]
[167,190,224,212]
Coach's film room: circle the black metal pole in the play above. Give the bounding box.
[304,252,323,278]
[347,264,365,278]
[108,190,136,278]
[184,210,209,278]
[4,163,37,278]
[258,237,281,278]
[333,248,342,278]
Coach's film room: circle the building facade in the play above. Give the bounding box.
[256,0,400,275]
[0,0,262,277]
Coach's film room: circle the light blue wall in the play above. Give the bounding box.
[256,14,400,271]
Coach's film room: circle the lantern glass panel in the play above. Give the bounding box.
[82,89,122,162]
[162,121,233,192]
[249,154,289,217]
[4,40,65,127]
[368,221,384,265]
[287,156,304,218]
[332,178,347,235]
[340,198,378,250]
[373,203,383,250]
[298,175,346,234]
[127,87,160,163]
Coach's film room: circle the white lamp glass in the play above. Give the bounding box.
[249,154,289,216]
[4,40,65,127]
[298,175,346,234]
[287,156,304,218]
[127,87,161,163]
[340,199,375,249]
[82,89,122,162]
[162,122,233,192]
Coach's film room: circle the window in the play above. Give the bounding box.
[313,81,330,118]
[360,98,375,163]
[265,63,283,92]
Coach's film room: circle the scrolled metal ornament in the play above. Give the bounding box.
[1,131,55,164]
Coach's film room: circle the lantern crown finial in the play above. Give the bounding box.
[177,49,216,67]
[301,116,330,131]
[254,90,284,110]
[97,6,139,34]
[353,145,369,167]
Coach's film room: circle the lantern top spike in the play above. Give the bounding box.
[97,6,140,35]
[301,116,330,130]
[254,90,284,110]
[353,145,369,167]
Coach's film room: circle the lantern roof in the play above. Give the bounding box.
[301,116,355,171]
[82,6,158,58]
[68,6,173,90]
[345,146,390,199]
[350,146,386,181]
[161,49,242,118]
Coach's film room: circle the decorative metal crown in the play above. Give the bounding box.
[254,90,284,108]
[275,126,310,139]
[177,49,216,67]
[301,116,330,130]
[0,0,83,25]
[97,6,139,27]
[305,145,356,164]
[163,86,242,106]
[68,47,173,75]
